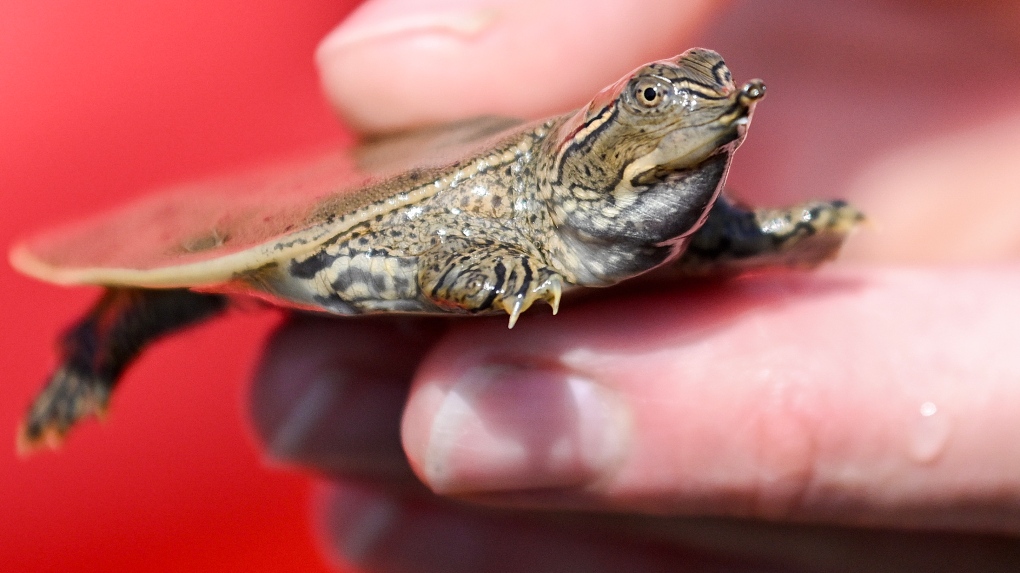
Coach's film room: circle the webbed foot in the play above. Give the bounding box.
[419,238,566,328]
[18,367,112,454]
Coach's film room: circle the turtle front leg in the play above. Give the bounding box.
[676,195,864,276]
[418,238,565,328]
[20,287,227,453]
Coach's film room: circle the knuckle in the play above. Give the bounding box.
[745,374,827,519]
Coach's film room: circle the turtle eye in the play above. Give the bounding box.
[629,77,672,111]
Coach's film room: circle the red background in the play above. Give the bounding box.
[0,2,360,571]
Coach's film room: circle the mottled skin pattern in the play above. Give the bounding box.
[260,122,557,318]
[18,49,862,450]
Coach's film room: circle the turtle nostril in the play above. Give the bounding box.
[740,79,766,102]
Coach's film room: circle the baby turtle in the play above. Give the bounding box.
[11,49,861,452]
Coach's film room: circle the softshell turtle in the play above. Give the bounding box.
[11,49,861,452]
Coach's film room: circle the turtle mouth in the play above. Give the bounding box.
[654,79,765,167]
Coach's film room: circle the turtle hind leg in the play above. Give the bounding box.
[19,287,227,453]
[676,195,864,276]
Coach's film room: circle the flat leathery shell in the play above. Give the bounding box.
[12,121,543,288]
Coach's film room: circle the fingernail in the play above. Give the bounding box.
[318,4,499,55]
[268,370,345,460]
[264,368,410,476]
[418,365,628,493]
[326,486,401,567]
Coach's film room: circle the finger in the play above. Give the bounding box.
[316,482,764,573]
[841,114,1020,263]
[249,315,445,480]
[315,0,725,133]
[318,483,1020,573]
[400,266,1020,533]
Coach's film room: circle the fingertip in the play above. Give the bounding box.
[319,483,404,569]
[316,0,725,133]
[249,316,442,478]
[401,361,630,495]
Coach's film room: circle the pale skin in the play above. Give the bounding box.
[249,0,1020,570]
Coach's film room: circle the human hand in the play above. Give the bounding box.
[250,1,1020,571]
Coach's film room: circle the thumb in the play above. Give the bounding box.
[315,0,725,133]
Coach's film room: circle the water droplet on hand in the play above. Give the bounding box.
[908,401,950,464]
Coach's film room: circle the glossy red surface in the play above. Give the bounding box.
[0,2,359,571]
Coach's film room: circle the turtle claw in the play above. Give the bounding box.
[502,272,565,329]
[541,274,563,315]
[504,296,526,329]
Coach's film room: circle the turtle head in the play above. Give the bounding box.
[543,49,765,284]
[550,48,763,198]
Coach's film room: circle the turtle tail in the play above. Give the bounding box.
[18,287,227,454]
